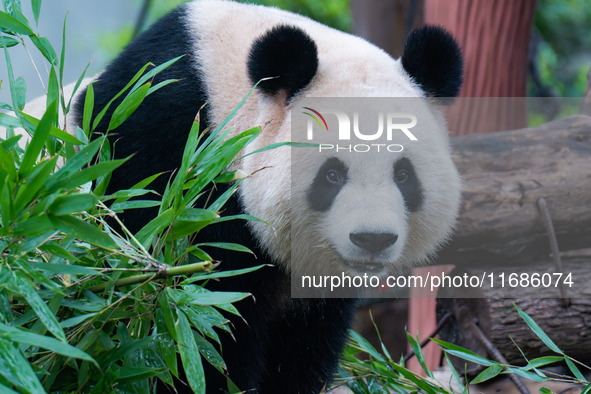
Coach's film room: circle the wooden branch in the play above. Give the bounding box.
[438,115,591,267]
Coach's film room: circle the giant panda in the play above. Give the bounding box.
[21,0,463,392]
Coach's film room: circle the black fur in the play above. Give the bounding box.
[72,5,355,393]
[401,25,463,98]
[394,157,423,212]
[248,25,318,100]
[73,5,209,233]
[308,157,348,212]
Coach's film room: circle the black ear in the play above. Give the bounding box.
[401,25,463,98]
[248,25,318,100]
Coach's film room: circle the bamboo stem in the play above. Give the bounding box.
[88,261,213,292]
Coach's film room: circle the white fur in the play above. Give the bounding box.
[179,1,460,276]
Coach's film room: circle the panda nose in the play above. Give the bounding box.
[349,232,398,253]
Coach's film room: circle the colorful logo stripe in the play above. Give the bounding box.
[303,107,328,130]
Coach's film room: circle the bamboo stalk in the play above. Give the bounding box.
[88,261,213,292]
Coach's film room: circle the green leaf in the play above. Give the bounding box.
[0,382,18,394]
[36,242,79,261]
[180,291,250,307]
[471,363,503,384]
[159,292,177,342]
[406,332,433,378]
[82,82,93,132]
[0,321,96,363]
[48,193,97,215]
[525,355,563,369]
[16,275,67,342]
[182,264,266,284]
[0,35,19,47]
[0,338,45,394]
[18,112,82,144]
[29,262,98,277]
[444,353,465,393]
[198,242,253,254]
[59,11,67,87]
[514,304,562,354]
[46,67,59,119]
[14,75,25,110]
[49,214,116,249]
[107,82,150,131]
[564,357,585,381]
[503,367,547,382]
[136,208,174,246]
[131,55,183,95]
[431,338,495,367]
[388,361,439,394]
[13,213,53,236]
[109,199,160,212]
[19,100,56,176]
[176,310,205,394]
[59,312,97,328]
[91,62,152,132]
[349,330,386,362]
[65,60,91,113]
[14,156,57,211]
[194,333,226,373]
[0,10,33,34]
[47,158,127,192]
[31,0,41,26]
[51,137,102,180]
[29,35,58,65]
[0,112,21,128]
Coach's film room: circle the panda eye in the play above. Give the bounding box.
[326,169,344,185]
[395,168,409,184]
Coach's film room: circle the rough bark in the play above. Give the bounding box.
[438,115,591,268]
[437,255,591,375]
[425,0,537,135]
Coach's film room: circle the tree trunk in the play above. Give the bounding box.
[437,254,591,375]
[351,0,424,58]
[425,0,537,135]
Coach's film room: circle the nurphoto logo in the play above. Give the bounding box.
[303,107,418,153]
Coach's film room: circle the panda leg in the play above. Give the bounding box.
[259,298,356,394]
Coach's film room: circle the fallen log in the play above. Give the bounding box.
[439,115,591,267]
[436,254,591,375]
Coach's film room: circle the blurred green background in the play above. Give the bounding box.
[1,0,590,103]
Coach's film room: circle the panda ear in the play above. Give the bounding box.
[248,25,318,100]
[401,25,463,99]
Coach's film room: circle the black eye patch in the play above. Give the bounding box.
[307,157,348,212]
[394,157,423,212]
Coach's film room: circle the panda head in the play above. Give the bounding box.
[240,22,462,277]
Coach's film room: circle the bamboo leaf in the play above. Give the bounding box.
[49,214,116,249]
[176,310,205,394]
[107,82,151,131]
[471,363,503,384]
[0,35,19,47]
[29,35,57,65]
[0,338,45,393]
[16,275,67,342]
[19,100,56,176]
[514,304,562,354]
[31,0,41,26]
[47,193,97,215]
[0,321,95,363]
[0,10,33,34]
